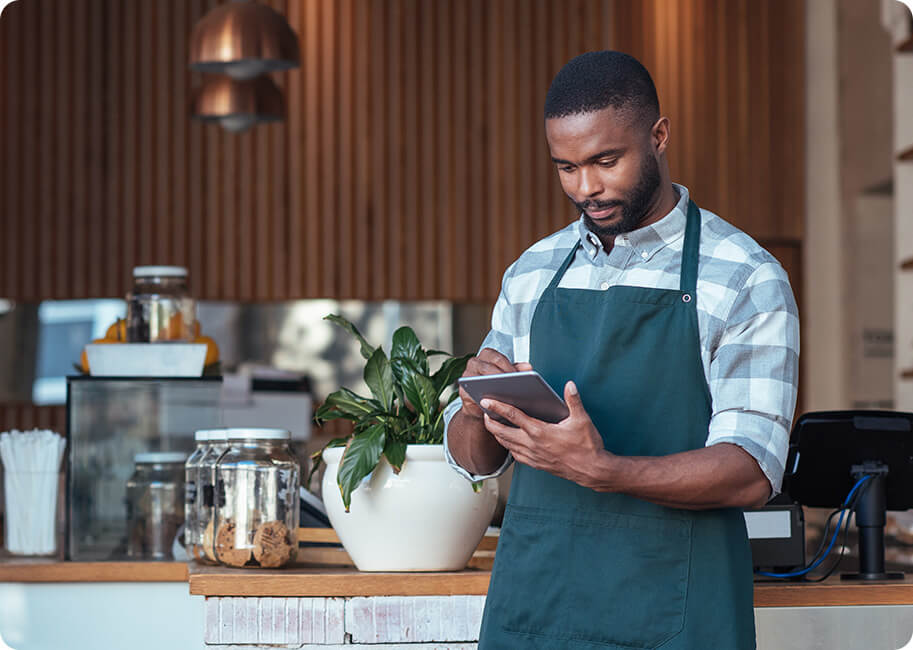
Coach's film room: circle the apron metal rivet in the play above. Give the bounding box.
[682,294,692,303]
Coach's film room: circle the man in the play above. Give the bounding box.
[444,51,799,649]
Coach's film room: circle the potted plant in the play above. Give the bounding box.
[309,314,499,572]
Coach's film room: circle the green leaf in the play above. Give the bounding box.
[390,356,413,389]
[394,384,408,414]
[431,353,472,397]
[313,409,353,424]
[337,424,386,511]
[306,437,350,490]
[391,326,428,373]
[401,369,437,422]
[324,314,375,360]
[363,347,395,410]
[383,438,407,474]
[316,387,378,424]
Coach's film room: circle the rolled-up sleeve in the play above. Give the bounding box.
[705,261,800,497]
[443,268,519,482]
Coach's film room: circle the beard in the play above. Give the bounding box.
[574,153,662,239]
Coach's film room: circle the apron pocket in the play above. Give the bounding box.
[495,504,691,649]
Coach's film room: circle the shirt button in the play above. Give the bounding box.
[600,282,610,290]
[641,251,648,260]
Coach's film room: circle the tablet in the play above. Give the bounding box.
[458,370,570,425]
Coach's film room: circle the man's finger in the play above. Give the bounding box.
[483,414,523,444]
[467,359,513,377]
[481,398,537,429]
[563,381,585,419]
[514,362,533,371]
[476,348,516,373]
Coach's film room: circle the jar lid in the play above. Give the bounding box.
[194,428,226,441]
[225,427,290,441]
[133,265,188,278]
[134,451,188,464]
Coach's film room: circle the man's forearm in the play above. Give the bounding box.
[447,408,510,476]
[583,443,771,510]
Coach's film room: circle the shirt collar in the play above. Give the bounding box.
[577,183,691,261]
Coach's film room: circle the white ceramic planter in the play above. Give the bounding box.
[321,444,499,572]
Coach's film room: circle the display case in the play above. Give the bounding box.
[65,376,222,560]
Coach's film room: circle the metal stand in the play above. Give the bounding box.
[841,463,904,581]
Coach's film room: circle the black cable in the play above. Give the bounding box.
[756,475,874,579]
[805,478,871,582]
[806,507,844,567]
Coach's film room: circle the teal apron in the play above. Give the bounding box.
[479,201,756,649]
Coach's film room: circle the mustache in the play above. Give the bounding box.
[577,199,623,211]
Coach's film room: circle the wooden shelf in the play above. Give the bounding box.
[753,576,913,607]
[297,527,498,551]
[901,368,913,380]
[0,560,188,583]
[899,35,913,53]
[899,257,913,271]
[2,556,909,608]
[189,563,493,597]
[898,146,913,162]
[190,562,913,607]
[295,528,497,570]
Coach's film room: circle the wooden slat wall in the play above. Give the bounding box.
[0,0,802,304]
[612,0,806,244]
[0,404,66,434]
[0,0,612,303]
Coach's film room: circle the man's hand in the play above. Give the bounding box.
[458,348,532,420]
[483,381,771,508]
[480,380,608,489]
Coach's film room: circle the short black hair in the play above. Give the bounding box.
[544,51,660,128]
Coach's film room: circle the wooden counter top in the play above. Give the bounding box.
[4,556,913,607]
[753,576,913,607]
[189,563,491,597]
[191,562,913,607]
[0,559,188,583]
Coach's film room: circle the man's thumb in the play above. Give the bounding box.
[564,381,583,413]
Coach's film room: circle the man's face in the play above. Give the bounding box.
[545,107,661,239]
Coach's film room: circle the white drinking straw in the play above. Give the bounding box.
[0,429,66,554]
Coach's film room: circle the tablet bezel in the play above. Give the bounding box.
[458,370,570,425]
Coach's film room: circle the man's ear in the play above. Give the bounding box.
[651,116,671,156]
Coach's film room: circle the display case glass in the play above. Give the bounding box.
[66,376,221,560]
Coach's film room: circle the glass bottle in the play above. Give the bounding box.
[214,428,299,568]
[126,452,186,560]
[196,430,229,564]
[184,430,221,559]
[126,266,197,342]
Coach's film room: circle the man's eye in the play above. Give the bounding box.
[559,165,576,173]
[598,159,617,167]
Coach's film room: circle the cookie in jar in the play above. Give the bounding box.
[213,428,299,568]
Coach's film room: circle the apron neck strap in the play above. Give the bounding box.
[679,200,701,294]
[546,241,581,292]
[549,199,701,294]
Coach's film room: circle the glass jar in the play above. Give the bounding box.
[214,428,299,568]
[126,452,186,560]
[126,266,197,342]
[184,429,221,560]
[195,430,229,564]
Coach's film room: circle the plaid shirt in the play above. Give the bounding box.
[443,184,800,495]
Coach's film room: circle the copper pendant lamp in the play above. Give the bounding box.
[189,0,300,80]
[191,75,284,133]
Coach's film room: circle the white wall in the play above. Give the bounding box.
[804,0,848,411]
[0,583,206,650]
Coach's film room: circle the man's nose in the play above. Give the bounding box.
[578,168,603,198]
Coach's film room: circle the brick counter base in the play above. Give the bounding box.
[204,595,485,648]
